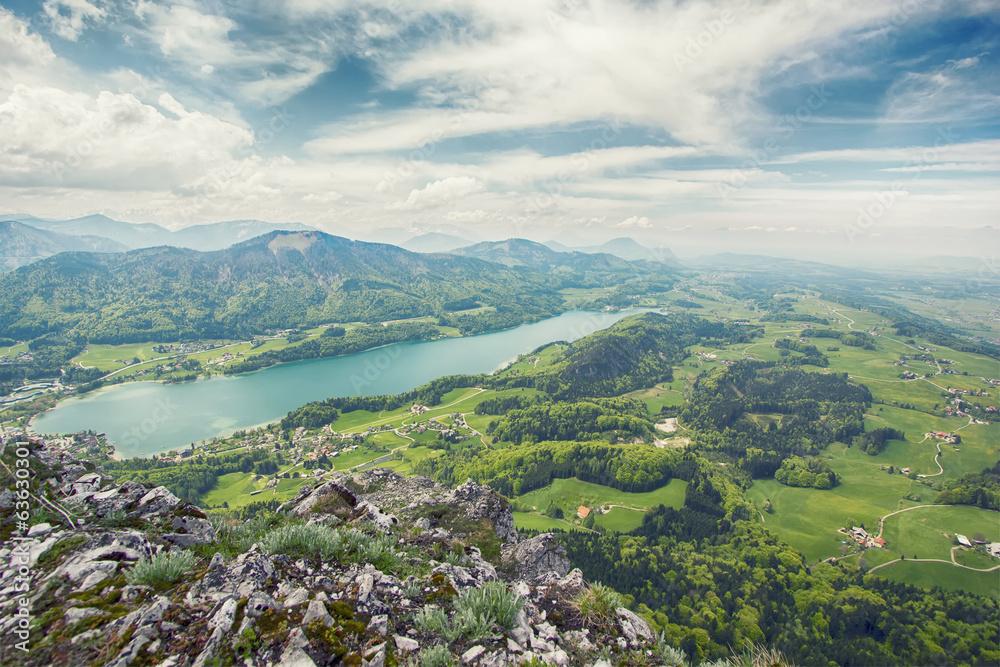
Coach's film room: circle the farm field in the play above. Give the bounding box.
[870,561,1000,599]
[200,471,309,509]
[516,477,687,519]
[594,507,645,532]
[624,383,685,414]
[879,505,1000,561]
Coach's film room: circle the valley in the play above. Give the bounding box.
[2,233,998,665]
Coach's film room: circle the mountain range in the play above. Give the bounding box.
[0,230,564,343]
[544,237,678,264]
[3,214,318,255]
[0,221,129,272]
[451,238,648,286]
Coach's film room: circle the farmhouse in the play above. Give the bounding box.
[956,534,972,548]
[577,505,591,519]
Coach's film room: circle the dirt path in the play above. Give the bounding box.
[876,504,950,540]
[868,554,1000,575]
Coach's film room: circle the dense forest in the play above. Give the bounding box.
[415,440,695,497]
[493,313,761,400]
[682,361,869,477]
[934,461,1000,510]
[560,510,999,665]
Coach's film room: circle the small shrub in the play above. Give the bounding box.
[653,630,687,667]
[419,644,453,667]
[573,582,624,628]
[124,550,195,586]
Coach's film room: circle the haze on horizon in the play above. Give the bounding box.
[0,0,998,263]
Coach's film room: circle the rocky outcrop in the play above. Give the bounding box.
[0,444,681,667]
[502,533,572,584]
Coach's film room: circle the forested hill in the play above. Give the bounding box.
[499,312,762,399]
[0,230,565,343]
[452,238,657,287]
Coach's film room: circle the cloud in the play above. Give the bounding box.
[386,176,484,211]
[0,83,253,191]
[132,0,333,104]
[617,215,652,229]
[882,55,1000,123]
[43,0,107,41]
[0,9,57,90]
[304,0,950,155]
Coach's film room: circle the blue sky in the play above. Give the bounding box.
[0,0,997,254]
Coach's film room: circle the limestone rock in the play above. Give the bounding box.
[501,533,570,584]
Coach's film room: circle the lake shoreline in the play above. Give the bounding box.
[30,309,652,457]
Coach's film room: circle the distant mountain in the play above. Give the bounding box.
[0,221,129,272]
[360,225,486,247]
[0,230,563,343]
[543,237,678,264]
[451,238,648,286]
[20,214,175,249]
[401,232,473,253]
[689,253,883,281]
[18,215,319,251]
[170,220,317,251]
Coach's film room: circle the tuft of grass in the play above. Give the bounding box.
[260,523,344,560]
[728,643,797,667]
[124,549,196,587]
[258,523,402,572]
[412,582,524,642]
[402,576,423,599]
[453,581,524,631]
[205,511,285,557]
[573,582,624,628]
[413,607,460,642]
[419,644,453,667]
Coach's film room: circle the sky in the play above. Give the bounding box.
[0,0,998,258]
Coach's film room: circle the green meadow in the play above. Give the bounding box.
[512,511,587,532]
[880,505,1000,561]
[517,477,687,518]
[201,471,309,509]
[869,561,1000,599]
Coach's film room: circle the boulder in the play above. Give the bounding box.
[501,534,570,584]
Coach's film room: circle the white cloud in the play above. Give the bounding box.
[305,0,948,155]
[0,9,57,93]
[0,83,253,191]
[617,215,651,228]
[779,139,1000,166]
[43,0,106,41]
[132,0,332,104]
[386,176,484,211]
[882,56,1000,123]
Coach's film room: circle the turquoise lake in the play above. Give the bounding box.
[31,309,649,457]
